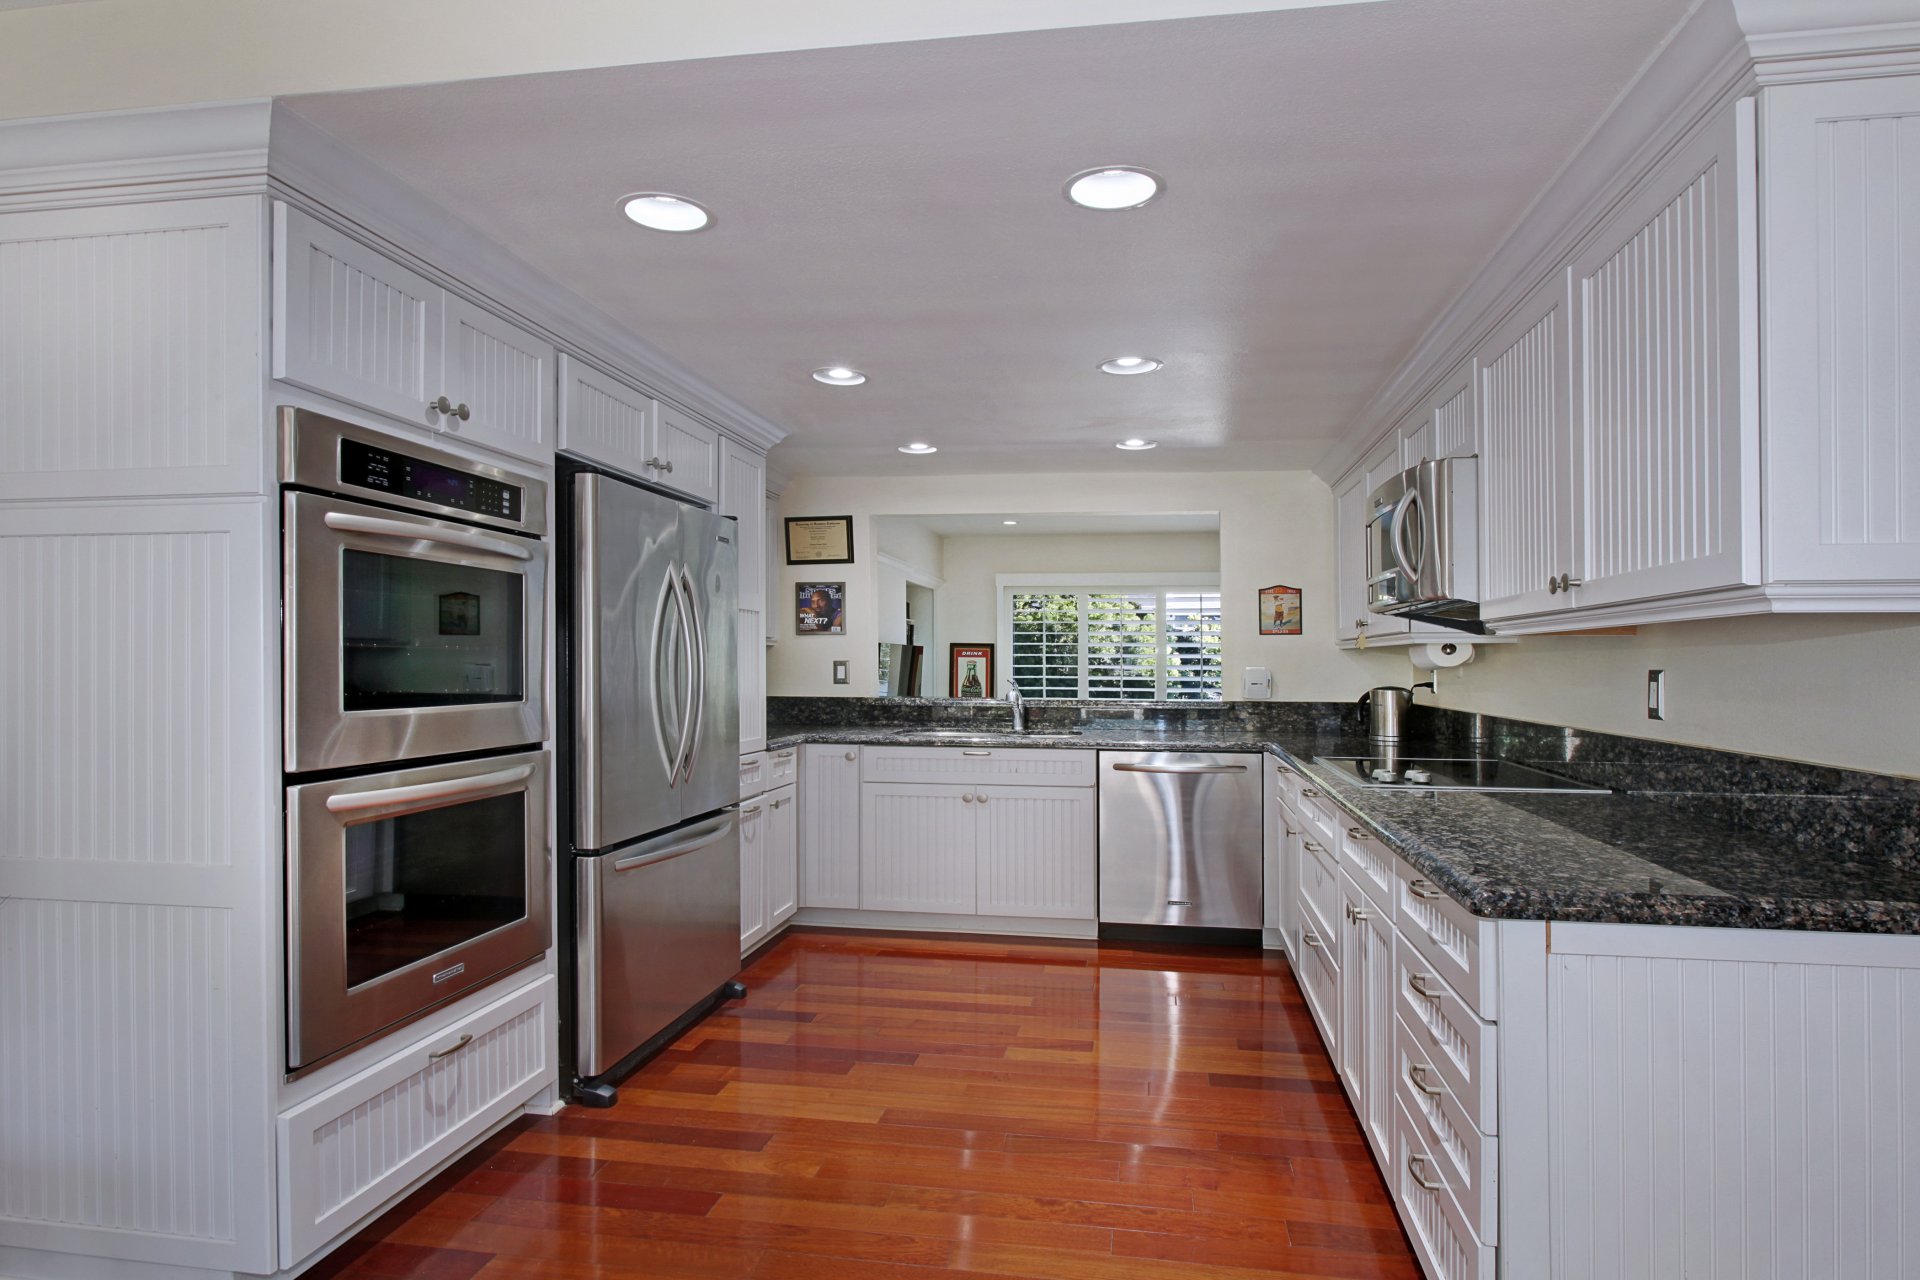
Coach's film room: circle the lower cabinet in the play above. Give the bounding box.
[798,745,861,908]
[1339,869,1397,1164]
[277,976,554,1266]
[740,783,798,954]
[1394,1094,1498,1280]
[859,780,1096,918]
[860,783,978,913]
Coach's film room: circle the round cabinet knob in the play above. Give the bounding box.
[1548,575,1561,594]
[962,793,975,804]
[843,751,857,762]
[977,793,989,804]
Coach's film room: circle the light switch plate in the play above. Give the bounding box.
[1242,666,1272,699]
[1647,669,1665,720]
[832,660,849,685]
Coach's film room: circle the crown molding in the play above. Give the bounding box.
[264,104,788,454]
[0,98,272,210]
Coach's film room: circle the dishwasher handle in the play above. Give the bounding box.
[1109,762,1250,775]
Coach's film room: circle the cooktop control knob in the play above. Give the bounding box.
[1404,767,1433,784]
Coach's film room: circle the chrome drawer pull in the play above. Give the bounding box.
[1303,931,1325,949]
[1300,787,1322,798]
[1347,827,1370,841]
[428,1033,474,1060]
[1408,1064,1444,1096]
[1407,878,1444,901]
[1302,840,1326,854]
[773,750,794,759]
[962,750,992,757]
[1346,902,1371,923]
[1408,973,1443,1002]
[1408,1154,1445,1191]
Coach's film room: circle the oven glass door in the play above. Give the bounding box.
[286,491,547,773]
[287,749,550,1071]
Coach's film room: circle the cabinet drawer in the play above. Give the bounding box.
[1396,1013,1498,1243]
[1295,916,1340,1058]
[1298,840,1342,963]
[767,745,798,786]
[1395,945,1497,1133]
[1340,822,1396,920]
[1392,1094,1496,1280]
[739,751,769,799]
[1396,864,1498,1019]
[862,746,1096,787]
[1293,785,1343,851]
[278,976,553,1265]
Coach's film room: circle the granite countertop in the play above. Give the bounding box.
[766,722,1920,934]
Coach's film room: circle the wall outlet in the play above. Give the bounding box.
[1647,669,1665,720]
[832,659,849,685]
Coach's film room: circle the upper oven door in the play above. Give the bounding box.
[287,748,550,1072]
[285,490,548,773]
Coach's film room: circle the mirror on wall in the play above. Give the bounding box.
[870,512,1223,701]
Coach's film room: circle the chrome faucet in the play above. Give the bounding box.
[1006,681,1026,733]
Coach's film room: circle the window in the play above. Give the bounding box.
[1006,584,1223,700]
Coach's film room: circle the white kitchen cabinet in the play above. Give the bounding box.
[273,203,555,464]
[557,354,657,480]
[1398,359,1476,471]
[798,745,862,908]
[739,782,798,954]
[1760,75,1920,591]
[1477,270,1577,621]
[721,439,769,755]
[1563,98,1759,611]
[657,403,721,504]
[1333,466,1371,646]
[975,784,1096,919]
[860,783,978,913]
[1394,1094,1497,1280]
[1339,869,1397,1165]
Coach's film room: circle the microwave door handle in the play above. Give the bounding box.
[322,511,533,561]
[612,812,737,871]
[325,764,535,816]
[1391,488,1425,583]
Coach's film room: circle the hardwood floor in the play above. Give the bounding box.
[312,929,1420,1279]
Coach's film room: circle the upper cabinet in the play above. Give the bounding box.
[720,438,769,756]
[557,355,720,504]
[272,203,554,465]
[1761,76,1920,591]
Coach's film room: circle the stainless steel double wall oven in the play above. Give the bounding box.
[280,408,551,1072]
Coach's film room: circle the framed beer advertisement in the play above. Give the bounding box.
[948,643,995,699]
[1258,583,1303,635]
[785,515,855,565]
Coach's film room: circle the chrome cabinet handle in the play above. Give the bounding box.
[1354,618,1369,628]
[1301,787,1322,798]
[1408,973,1443,1001]
[962,750,993,757]
[1408,1064,1444,1096]
[1560,574,1582,590]
[1407,878,1444,901]
[428,1033,473,1060]
[773,750,794,760]
[1408,1154,1445,1191]
[1346,902,1371,923]
[1303,931,1324,949]
[1347,827,1370,841]
[429,395,471,421]
[1283,826,1297,838]
[1302,840,1326,854]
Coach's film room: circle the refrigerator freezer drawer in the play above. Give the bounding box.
[575,809,741,1078]
[1098,752,1263,929]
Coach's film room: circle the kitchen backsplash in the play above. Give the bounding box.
[767,696,1920,869]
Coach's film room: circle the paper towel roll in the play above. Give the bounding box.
[1410,641,1474,671]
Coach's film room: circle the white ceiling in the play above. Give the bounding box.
[885,513,1222,538]
[283,0,1692,479]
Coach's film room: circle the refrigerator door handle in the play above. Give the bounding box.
[651,570,686,784]
[612,812,737,872]
[668,565,698,785]
[676,564,706,786]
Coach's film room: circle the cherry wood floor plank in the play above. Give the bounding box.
[321,929,1416,1280]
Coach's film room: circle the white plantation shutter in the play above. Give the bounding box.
[1005,585,1222,701]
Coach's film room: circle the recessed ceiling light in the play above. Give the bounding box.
[1100,356,1164,376]
[619,193,712,232]
[1116,438,1158,451]
[898,442,937,455]
[1002,520,1019,526]
[1065,166,1164,211]
[812,366,868,386]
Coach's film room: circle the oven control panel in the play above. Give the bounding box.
[340,438,522,524]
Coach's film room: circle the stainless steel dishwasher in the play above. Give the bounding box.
[1098,751,1263,930]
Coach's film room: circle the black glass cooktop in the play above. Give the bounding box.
[1313,756,1611,794]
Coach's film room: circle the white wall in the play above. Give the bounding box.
[1425,614,1920,779]
[937,531,1220,669]
[771,470,1404,699]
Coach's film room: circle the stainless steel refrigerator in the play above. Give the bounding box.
[570,470,740,1098]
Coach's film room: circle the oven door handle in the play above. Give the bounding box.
[612,812,737,872]
[323,511,533,562]
[324,764,535,815]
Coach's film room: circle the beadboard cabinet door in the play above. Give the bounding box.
[738,795,770,953]
[766,785,798,929]
[1761,75,1920,587]
[1339,869,1397,1166]
[974,785,1095,919]
[721,440,769,755]
[1478,271,1577,620]
[438,293,554,465]
[1333,466,1370,645]
[657,403,721,505]
[798,746,861,908]
[557,354,657,480]
[1567,98,1760,609]
[859,784,977,914]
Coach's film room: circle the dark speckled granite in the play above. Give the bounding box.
[766,697,1920,934]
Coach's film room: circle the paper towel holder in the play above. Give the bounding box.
[1411,641,1475,672]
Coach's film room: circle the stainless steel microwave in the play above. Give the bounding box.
[280,409,549,773]
[1365,456,1486,633]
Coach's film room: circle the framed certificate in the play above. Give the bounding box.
[785,515,855,565]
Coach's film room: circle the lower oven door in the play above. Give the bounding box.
[286,749,550,1072]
